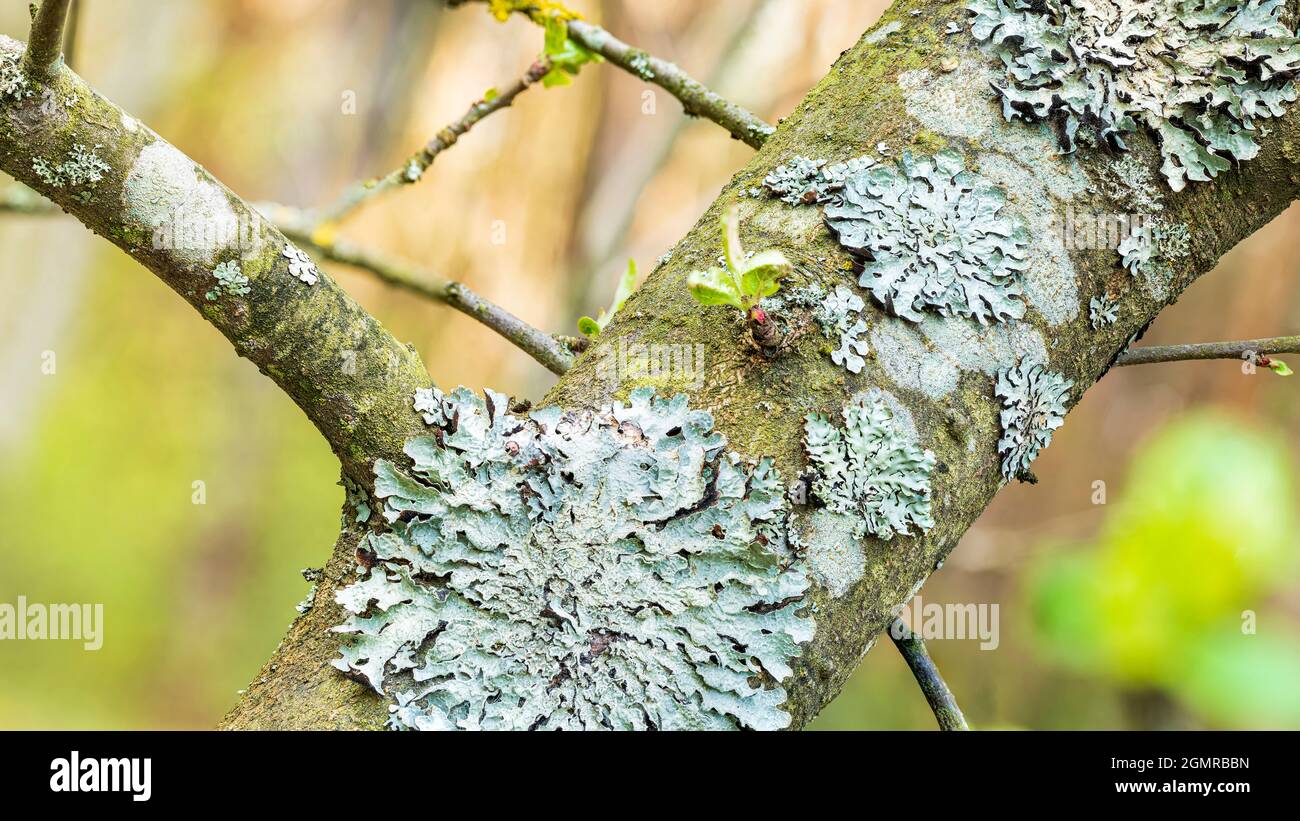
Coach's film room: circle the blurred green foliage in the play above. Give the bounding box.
[1028,413,1300,728]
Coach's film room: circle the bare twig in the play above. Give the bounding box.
[448,0,776,148]
[264,204,575,375]
[889,619,969,731]
[24,0,73,79]
[1115,335,1300,367]
[316,59,552,225]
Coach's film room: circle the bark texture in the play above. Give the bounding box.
[4,1,1300,729]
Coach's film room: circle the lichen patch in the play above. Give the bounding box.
[968,0,1300,191]
[871,315,1047,400]
[803,392,936,543]
[825,150,1030,326]
[124,141,238,268]
[333,388,813,730]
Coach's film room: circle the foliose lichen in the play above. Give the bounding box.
[968,0,1300,191]
[762,155,878,206]
[1088,295,1118,329]
[0,53,31,101]
[995,359,1073,483]
[333,387,813,731]
[803,393,936,541]
[760,282,870,373]
[282,243,320,286]
[31,144,110,193]
[824,150,1029,325]
[205,260,250,301]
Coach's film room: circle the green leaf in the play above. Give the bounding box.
[1270,358,1293,376]
[739,250,791,301]
[540,17,602,88]
[577,316,602,339]
[610,258,637,315]
[687,268,745,310]
[483,87,499,103]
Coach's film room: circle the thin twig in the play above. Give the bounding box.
[316,59,552,225]
[1115,335,1300,367]
[23,0,73,79]
[448,0,775,149]
[264,204,575,375]
[889,619,969,731]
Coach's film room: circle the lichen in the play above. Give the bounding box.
[762,155,877,206]
[803,393,936,542]
[332,387,813,730]
[995,359,1072,483]
[824,150,1029,325]
[1088,295,1118,329]
[31,144,110,191]
[760,282,870,373]
[0,53,31,101]
[205,260,250,301]
[282,244,320,286]
[968,0,1300,191]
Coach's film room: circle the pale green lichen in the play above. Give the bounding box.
[763,155,878,206]
[803,393,936,542]
[282,243,319,285]
[761,282,870,374]
[0,53,31,101]
[31,144,110,193]
[333,387,813,730]
[1089,295,1118,329]
[995,359,1072,482]
[205,260,250,301]
[969,0,1300,191]
[824,150,1029,325]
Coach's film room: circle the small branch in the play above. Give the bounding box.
[448,0,776,149]
[889,619,969,731]
[265,204,575,376]
[1115,335,1300,367]
[23,0,73,79]
[316,59,552,225]
[1,191,575,375]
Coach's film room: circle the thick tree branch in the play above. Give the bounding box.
[0,34,428,483]
[315,58,552,224]
[23,0,72,79]
[1116,335,1300,367]
[448,0,775,148]
[889,620,969,731]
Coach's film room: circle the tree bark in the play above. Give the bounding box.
[5,0,1300,730]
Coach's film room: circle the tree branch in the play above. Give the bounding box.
[0,190,576,375]
[1115,335,1300,367]
[23,0,72,79]
[315,58,552,225]
[447,0,775,148]
[889,620,969,731]
[266,204,575,375]
[0,34,429,483]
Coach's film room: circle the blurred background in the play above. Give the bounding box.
[0,0,1297,730]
